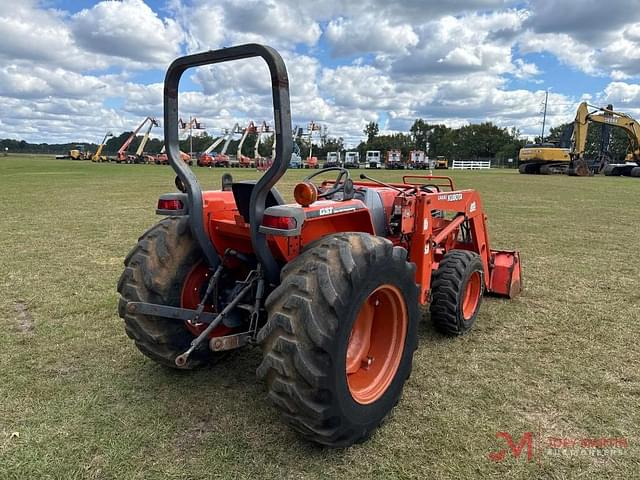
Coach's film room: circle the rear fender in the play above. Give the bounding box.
[300,200,375,248]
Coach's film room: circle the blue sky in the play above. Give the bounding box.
[1,0,640,145]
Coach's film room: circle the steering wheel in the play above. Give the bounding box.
[420,184,441,193]
[304,167,351,198]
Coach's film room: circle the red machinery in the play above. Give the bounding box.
[198,129,229,167]
[237,121,259,167]
[253,121,272,166]
[207,123,239,167]
[115,117,158,163]
[154,145,192,165]
[304,121,322,168]
[118,45,521,449]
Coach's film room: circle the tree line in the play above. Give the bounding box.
[1,117,631,162]
[353,120,526,163]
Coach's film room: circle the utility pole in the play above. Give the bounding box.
[189,116,193,158]
[540,89,549,142]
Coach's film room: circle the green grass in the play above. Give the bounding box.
[0,154,638,479]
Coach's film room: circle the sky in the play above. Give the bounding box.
[2,0,640,147]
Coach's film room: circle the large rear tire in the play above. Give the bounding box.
[117,216,223,369]
[257,233,420,447]
[430,250,484,336]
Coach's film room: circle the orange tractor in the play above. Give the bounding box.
[117,45,522,447]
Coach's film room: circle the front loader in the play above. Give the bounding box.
[117,44,522,448]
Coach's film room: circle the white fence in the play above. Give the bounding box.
[451,160,491,170]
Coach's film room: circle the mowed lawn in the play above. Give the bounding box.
[0,154,638,479]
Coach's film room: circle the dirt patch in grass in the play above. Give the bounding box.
[14,302,34,334]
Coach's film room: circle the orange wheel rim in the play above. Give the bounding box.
[181,261,232,338]
[462,271,481,320]
[346,285,408,405]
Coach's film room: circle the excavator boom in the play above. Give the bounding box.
[569,102,640,176]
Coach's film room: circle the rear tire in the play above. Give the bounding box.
[117,216,221,369]
[429,250,484,336]
[257,233,419,447]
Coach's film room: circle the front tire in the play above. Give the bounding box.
[257,233,419,447]
[429,250,484,336]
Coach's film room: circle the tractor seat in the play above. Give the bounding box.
[354,188,387,236]
[232,181,285,224]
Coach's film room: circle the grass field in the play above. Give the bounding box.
[0,154,639,479]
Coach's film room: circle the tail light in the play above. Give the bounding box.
[262,214,297,230]
[157,199,184,211]
[156,194,188,215]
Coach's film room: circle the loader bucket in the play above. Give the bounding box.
[488,250,521,298]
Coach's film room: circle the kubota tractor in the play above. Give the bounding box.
[117,44,522,448]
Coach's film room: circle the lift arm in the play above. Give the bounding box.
[255,121,271,158]
[237,121,257,158]
[135,119,159,156]
[203,131,227,155]
[118,117,157,161]
[92,131,113,160]
[221,123,240,155]
[307,121,322,159]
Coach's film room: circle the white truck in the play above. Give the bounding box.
[365,150,382,169]
[344,151,360,169]
[409,150,429,169]
[324,151,341,168]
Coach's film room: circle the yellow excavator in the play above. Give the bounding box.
[569,102,640,177]
[91,132,113,162]
[518,143,570,174]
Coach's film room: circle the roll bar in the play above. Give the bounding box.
[163,44,292,283]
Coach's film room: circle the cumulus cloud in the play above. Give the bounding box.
[70,0,184,66]
[518,2,640,78]
[524,0,640,43]
[324,16,419,56]
[0,65,110,100]
[0,0,629,145]
[222,0,321,47]
[518,32,597,74]
[0,0,105,71]
[602,82,640,110]
[391,11,523,76]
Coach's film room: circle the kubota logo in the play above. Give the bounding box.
[488,431,534,462]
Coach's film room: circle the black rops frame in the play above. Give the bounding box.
[163,44,293,284]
